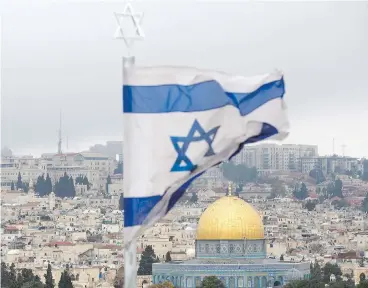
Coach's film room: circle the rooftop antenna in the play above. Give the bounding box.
[57,110,62,155]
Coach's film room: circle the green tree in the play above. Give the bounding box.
[304,200,317,211]
[106,175,112,194]
[284,280,310,288]
[323,262,342,283]
[201,276,225,288]
[58,270,74,288]
[114,162,123,175]
[10,182,15,191]
[310,261,323,287]
[280,254,284,261]
[165,251,172,262]
[35,174,46,196]
[149,281,174,288]
[1,262,11,287]
[137,245,160,275]
[69,177,75,198]
[9,263,17,287]
[44,263,54,288]
[334,179,343,198]
[222,162,257,184]
[293,183,308,200]
[309,169,326,184]
[362,193,368,213]
[357,281,368,288]
[16,172,23,190]
[45,174,53,195]
[190,192,198,203]
[82,176,90,190]
[362,159,368,181]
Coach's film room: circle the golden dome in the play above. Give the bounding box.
[196,196,264,240]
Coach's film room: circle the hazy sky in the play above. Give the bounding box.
[1,1,368,157]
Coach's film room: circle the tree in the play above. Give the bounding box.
[190,192,198,203]
[334,179,343,198]
[323,263,342,283]
[149,281,174,288]
[309,169,326,184]
[357,281,368,288]
[137,245,160,275]
[16,172,23,190]
[106,175,112,194]
[10,182,15,191]
[119,194,124,210]
[284,280,310,288]
[201,276,225,288]
[310,261,322,286]
[362,193,368,213]
[222,162,257,184]
[362,160,368,181]
[165,251,172,262]
[280,254,284,261]
[55,173,76,198]
[360,273,366,282]
[293,183,308,200]
[44,263,54,288]
[58,270,74,288]
[114,162,123,174]
[45,174,53,195]
[82,176,90,190]
[35,174,46,196]
[304,200,317,211]
[1,262,11,287]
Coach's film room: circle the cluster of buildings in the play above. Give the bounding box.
[1,143,367,288]
[0,152,118,192]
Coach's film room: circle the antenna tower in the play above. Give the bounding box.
[58,110,62,154]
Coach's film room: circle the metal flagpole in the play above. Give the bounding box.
[114,2,145,288]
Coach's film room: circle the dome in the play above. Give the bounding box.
[196,196,264,240]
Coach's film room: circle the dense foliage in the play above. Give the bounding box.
[35,174,53,196]
[54,173,76,198]
[137,245,160,275]
[75,175,91,190]
[200,276,226,288]
[221,162,257,184]
[1,262,44,288]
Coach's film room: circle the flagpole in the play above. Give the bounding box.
[114,2,144,287]
[122,55,137,288]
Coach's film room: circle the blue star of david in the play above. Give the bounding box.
[170,120,220,172]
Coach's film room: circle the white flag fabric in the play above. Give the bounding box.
[123,66,289,244]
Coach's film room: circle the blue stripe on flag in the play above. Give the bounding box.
[123,123,278,228]
[123,78,284,115]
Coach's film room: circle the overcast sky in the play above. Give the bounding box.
[1,0,368,157]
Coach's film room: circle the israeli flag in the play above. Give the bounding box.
[123,67,289,244]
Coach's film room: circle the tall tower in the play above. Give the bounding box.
[58,110,62,154]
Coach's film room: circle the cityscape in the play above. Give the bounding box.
[1,1,368,288]
[1,141,368,288]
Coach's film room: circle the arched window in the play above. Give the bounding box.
[360,273,366,282]
[237,276,244,287]
[186,277,192,288]
[229,277,235,288]
[195,277,201,288]
[261,276,267,288]
[254,277,260,288]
